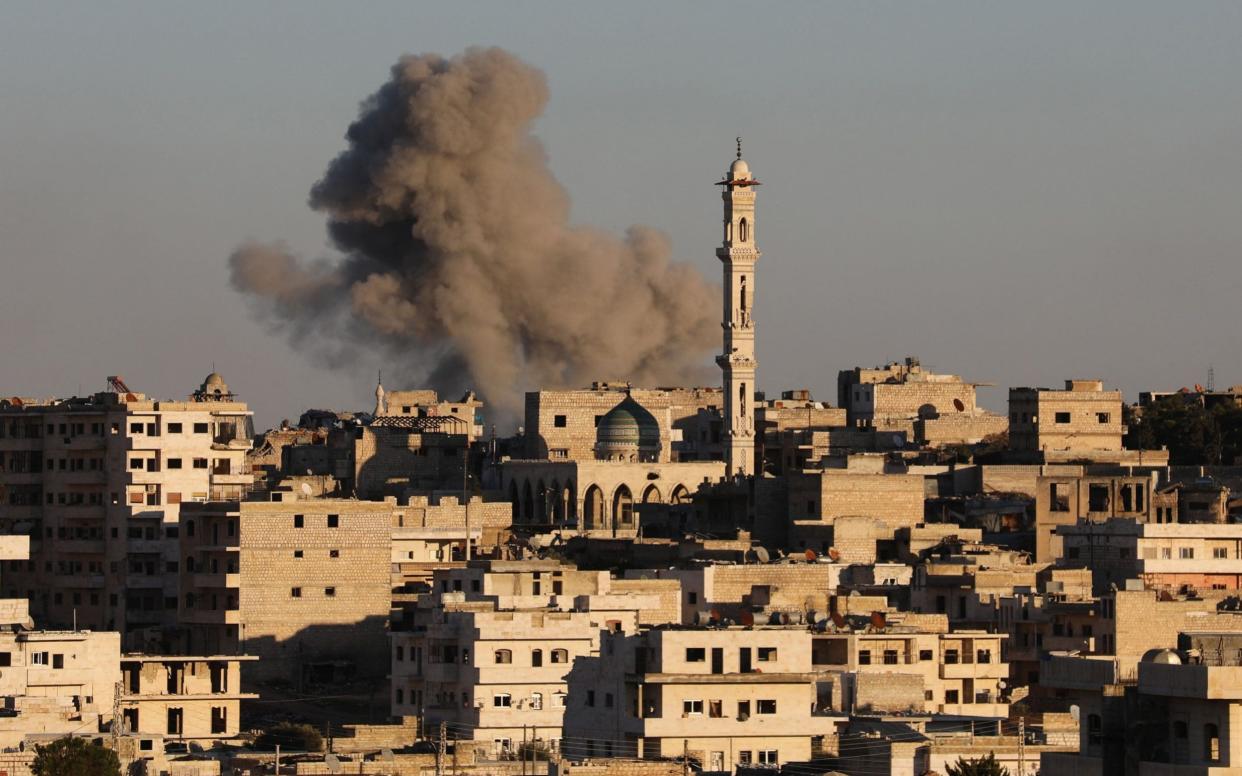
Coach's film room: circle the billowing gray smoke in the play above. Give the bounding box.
[230,47,718,420]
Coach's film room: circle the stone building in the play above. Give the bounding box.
[838,357,1006,446]
[522,383,724,464]
[1059,520,1242,593]
[1033,471,1167,562]
[391,561,680,756]
[374,381,484,443]
[1008,380,1129,460]
[785,457,926,553]
[178,497,392,684]
[118,653,255,743]
[0,373,252,638]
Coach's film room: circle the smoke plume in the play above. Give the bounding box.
[230,47,718,419]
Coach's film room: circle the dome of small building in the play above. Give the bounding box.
[594,393,660,462]
[1142,648,1183,665]
[729,157,751,180]
[194,371,233,401]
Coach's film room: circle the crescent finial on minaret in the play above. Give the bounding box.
[736,137,742,159]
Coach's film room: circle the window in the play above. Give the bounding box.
[1055,412,1071,424]
[1215,547,1229,559]
[709,699,723,718]
[1097,412,1111,424]
[1180,547,1195,559]
[291,587,302,598]
[553,415,567,428]
[52,654,64,669]
[293,550,303,559]
[758,751,778,765]
[883,650,898,665]
[293,515,304,528]
[757,647,777,662]
[0,653,10,667]
[167,458,182,469]
[858,650,871,665]
[683,699,703,716]
[944,649,960,664]
[531,649,543,667]
[1205,723,1221,762]
[687,591,698,605]
[193,458,208,469]
[977,649,992,664]
[324,587,336,597]
[685,647,706,662]
[587,690,596,707]
[1051,482,1071,512]
[129,458,144,470]
[552,692,567,708]
[919,649,934,661]
[945,689,959,704]
[739,751,752,764]
[32,651,49,665]
[494,649,512,664]
[530,692,543,710]
[168,423,183,433]
[130,422,144,434]
[756,699,776,715]
[605,693,614,708]
[329,549,340,558]
[193,422,209,433]
[551,649,568,664]
[493,693,511,708]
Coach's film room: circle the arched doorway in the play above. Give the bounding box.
[536,480,547,524]
[642,484,662,503]
[564,480,577,524]
[509,480,520,516]
[522,481,534,525]
[584,485,605,530]
[613,485,634,527]
[549,480,563,524]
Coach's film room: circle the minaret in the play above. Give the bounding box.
[715,138,760,477]
[374,370,387,416]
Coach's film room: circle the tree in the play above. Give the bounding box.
[31,737,121,776]
[253,722,323,752]
[944,752,1010,776]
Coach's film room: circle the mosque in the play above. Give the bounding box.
[500,143,761,536]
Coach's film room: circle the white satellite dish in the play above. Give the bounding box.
[1069,704,1080,722]
[300,482,313,496]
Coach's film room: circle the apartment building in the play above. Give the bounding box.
[178,497,393,684]
[1059,520,1242,592]
[565,626,831,769]
[118,654,256,743]
[1009,380,1124,455]
[0,374,252,637]
[1034,471,1167,562]
[392,561,680,756]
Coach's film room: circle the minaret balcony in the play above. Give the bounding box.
[716,354,757,369]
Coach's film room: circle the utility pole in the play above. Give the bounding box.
[683,739,690,776]
[436,721,446,776]
[275,744,281,775]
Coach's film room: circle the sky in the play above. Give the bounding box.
[1,2,1240,431]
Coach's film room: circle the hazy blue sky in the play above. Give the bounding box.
[2,2,1240,429]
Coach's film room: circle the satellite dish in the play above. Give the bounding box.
[1195,384,1206,394]
[379,749,396,762]
[953,398,965,412]
[709,608,721,624]
[325,754,342,774]
[804,549,818,562]
[831,611,846,628]
[754,547,770,564]
[827,548,841,562]
[1069,704,1080,722]
[300,482,313,496]
[740,611,755,627]
[869,611,887,630]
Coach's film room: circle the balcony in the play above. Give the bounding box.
[1040,654,1124,691]
[1043,635,1096,653]
[55,539,106,555]
[940,660,1008,680]
[938,701,1010,718]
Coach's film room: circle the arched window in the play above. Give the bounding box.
[536,480,548,523]
[740,276,748,312]
[530,692,543,710]
[531,649,543,667]
[739,218,748,242]
[671,485,691,505]
[551,648,568,664]
[522,481,534,524]
[584,486,605,530]
[552,691,568,708]
[740,383,747,417]
[614,485,634,525]
[494,649,512,664]
[549,480,563,523]
[564,480,577,523]
[642,484,661,504]
[725,221,732,242]
[1205,723,1220,762]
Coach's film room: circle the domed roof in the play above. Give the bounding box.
[729,157,751,180]
[203,372,226,388]
[595,393,660,457]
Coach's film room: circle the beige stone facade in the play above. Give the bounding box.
[178,497,392,683]
[1034,471,1166,562]
[0,377,252,637]
[1008,380,1123,455]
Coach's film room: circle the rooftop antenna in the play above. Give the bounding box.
[1208,365,1216,392]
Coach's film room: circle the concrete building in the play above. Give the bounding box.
[178,497,393,684]
[118,653,256,743]
[715,143,761,477]
[0,374,252,638]
[391,561,680,756]
[838,358,1005,446]
[786,457,926,553]
[1034,471,1168,562]
[374,381,484,443]
[1060,519,1242,593]
[1008,380,1125,458]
